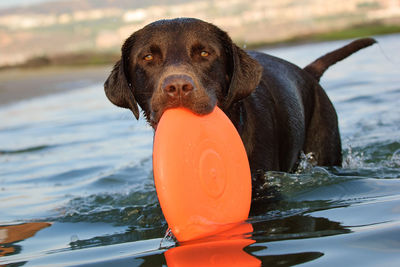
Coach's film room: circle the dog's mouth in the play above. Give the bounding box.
[150,101,217,130]
[148,71,221,130]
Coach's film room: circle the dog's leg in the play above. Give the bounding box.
[303,84,342,166]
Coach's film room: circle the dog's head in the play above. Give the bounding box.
[104,18,262,128]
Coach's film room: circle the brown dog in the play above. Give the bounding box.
[104,18,375,197]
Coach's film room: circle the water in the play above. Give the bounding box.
[1,34,400,266]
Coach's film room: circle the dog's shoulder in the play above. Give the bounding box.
[245,51,315,94]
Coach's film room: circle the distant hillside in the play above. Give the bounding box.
[0,0,196,15]
[1,0,399,67]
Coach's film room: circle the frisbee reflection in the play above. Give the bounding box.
[0,222,51,257]
[164,222,261,267]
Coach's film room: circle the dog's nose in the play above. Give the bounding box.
[162,75,194,98]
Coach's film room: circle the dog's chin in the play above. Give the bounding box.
[150,102,216,130]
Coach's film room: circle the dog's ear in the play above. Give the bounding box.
[223,43,262,110]
[104,38,140,120]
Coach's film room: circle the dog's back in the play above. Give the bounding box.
[238,38,376,175]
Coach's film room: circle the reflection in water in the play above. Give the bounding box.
[248,249,324,266]
[62,204,351,266]
[251,214,351,242]
[164,223,261,267]
[244,214,349,265]
[0,222,51,257]
[166,239,259,266]
[161,214,346,266]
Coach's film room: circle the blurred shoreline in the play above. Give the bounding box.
[2,0,400,67]
[0,29,397,108]
[0,65,110,106]
[1,22,399,71]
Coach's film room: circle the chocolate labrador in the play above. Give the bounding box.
[104,18,375,197]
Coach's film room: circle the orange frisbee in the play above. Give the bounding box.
[153,106,251,242]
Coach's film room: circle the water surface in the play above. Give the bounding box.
[1,34,400,266]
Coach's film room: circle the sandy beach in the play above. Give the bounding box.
[0,65,112,106]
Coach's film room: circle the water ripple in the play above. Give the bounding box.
[0,145,51,154]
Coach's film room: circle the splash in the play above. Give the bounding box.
[389,149,400,168]
[159,228,176,249]
[295,151,318,174]
[254,151,326,198]
[342,145,365,169]
[256,168,335,200]
[341,142,400,178]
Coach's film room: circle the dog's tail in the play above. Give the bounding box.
[304,38,377,81]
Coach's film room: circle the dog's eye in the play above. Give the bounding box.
[143,54,154,61]
[200,51,209,57]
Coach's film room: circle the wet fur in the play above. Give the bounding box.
[104,18,376,197]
